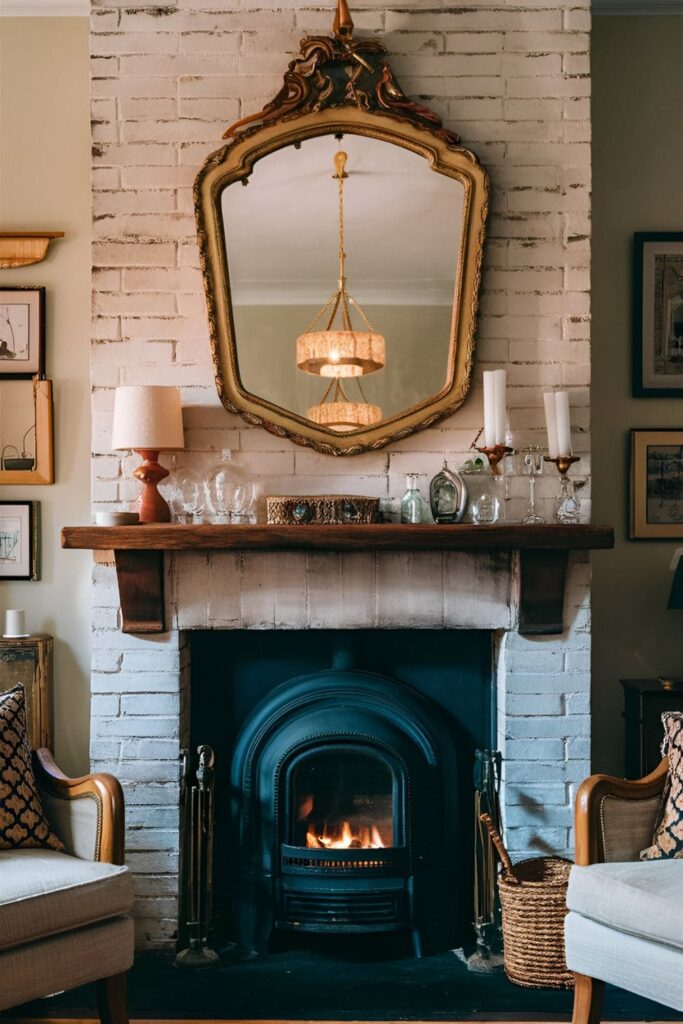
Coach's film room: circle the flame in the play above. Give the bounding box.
[306,820,385,849]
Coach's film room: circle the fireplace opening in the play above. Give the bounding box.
[187,629,494,959]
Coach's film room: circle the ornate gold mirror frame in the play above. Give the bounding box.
[194,0,489,455]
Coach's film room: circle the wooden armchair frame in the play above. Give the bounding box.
[33,748,129,1024]
[571,758,669,1024]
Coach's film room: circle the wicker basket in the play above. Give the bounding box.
[481,813,574,990]
[266,495,379,525]
[498,856,574,989]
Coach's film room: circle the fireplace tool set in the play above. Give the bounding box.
[175,744,220,969]
[468,748,504,973]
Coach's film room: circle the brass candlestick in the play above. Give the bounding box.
[476,445,513,477]
[543,454,579,476]
[544,455,581,524]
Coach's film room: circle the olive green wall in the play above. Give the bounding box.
[0,18,91,776]
[592,15,683,775]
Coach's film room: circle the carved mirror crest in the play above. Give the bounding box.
[194,0,488,455]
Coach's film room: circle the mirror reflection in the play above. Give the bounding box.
[0,380,36,471]
[222,133,466,432]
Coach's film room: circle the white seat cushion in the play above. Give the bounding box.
[567,859,683,951]
[0,848,133,952]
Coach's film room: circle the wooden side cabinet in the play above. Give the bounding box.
[0,634,52,749]
[621,677,683,779]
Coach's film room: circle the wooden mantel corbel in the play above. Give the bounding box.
[62,523,613,637]
[0,232,64,268]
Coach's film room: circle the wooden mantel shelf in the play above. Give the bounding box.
[62,523,614,637]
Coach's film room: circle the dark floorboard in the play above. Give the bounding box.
[8,949,683,1021]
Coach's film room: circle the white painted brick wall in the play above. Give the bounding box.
[90,0,591,949]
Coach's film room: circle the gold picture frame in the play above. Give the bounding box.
[194,1,488,456]
[630,428,683,539]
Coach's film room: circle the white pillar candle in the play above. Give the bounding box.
[493,369,507,445]
[554,391,573,456]
[4,609,27,638]
[543,392,559,459]
[483,371,496,447]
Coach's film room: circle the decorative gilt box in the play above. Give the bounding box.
[267,495,379,526]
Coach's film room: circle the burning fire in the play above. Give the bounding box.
[306,820,385,850]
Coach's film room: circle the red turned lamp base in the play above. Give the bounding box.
[133,449,171,523]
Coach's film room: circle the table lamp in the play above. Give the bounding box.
[111,385,185,523]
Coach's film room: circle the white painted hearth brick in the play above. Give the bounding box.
[90,0,591,950]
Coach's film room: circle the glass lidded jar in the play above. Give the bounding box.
[460,458,501,525]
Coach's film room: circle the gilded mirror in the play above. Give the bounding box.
[195,0,488,455]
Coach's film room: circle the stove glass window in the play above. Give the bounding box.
[291,748,394,849]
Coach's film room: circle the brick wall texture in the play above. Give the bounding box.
[89,0,591,948]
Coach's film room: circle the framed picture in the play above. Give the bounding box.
[0,501,40,579]
[0,287,45,378]
[631,430,683,539]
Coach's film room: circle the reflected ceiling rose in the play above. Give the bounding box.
[296,329,385,378]
[306,399,382,433]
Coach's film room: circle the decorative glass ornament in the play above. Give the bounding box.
[429,460,467,524]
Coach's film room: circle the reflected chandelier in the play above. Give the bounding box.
[296,150,385,432]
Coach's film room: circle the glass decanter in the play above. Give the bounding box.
[206,450,256,524]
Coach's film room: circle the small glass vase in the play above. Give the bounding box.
[461,460,501,525]
[401,474,424,524]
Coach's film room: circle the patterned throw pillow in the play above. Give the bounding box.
[0,685,63,851]
[641,711,683,860]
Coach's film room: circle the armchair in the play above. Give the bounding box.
[0,750,134,1023]
[566,758,683,1022]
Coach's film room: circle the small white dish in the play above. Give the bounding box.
[3,633,30,639]
[95,511,140,526]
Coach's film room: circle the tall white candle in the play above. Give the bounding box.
[493,369,507,445]
[544,392,559,459]
[554,391,573,456]
[483,371,496,447]
[4,610,27,638]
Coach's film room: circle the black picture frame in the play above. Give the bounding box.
[630,429,683,540]
[633,232,683,397]
[0,286,45,380]
[0,501,40,580]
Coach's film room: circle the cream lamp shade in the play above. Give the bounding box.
[111,386,185,452]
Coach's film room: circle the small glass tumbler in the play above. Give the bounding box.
[462,463,501,525]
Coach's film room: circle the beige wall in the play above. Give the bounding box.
[592,15,683,776]
[0,18,91,775]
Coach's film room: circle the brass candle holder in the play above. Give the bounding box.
[543,454,579,476]
[476,445,513,477]
[543,455,581,524]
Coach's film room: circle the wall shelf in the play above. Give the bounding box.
[0,232,64,268]
[62,523,614,637]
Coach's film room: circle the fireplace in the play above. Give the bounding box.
[188,628,494,957]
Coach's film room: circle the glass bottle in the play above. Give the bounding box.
[401,474,423,524]
[429,460,467,524]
